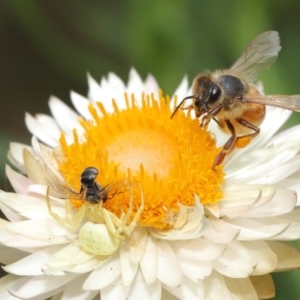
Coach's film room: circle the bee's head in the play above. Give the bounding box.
[192,75,221,116]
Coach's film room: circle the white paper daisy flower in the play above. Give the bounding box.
[1,69,300,300]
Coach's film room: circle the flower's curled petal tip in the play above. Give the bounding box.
[212,241,257,278]
[241,189,297,218]
[240,240,277,275]
[151,196,208,240]
[218,184,276,218]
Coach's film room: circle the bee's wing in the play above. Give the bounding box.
[229,31,281,82]
[105,179,132,198]
[243,94,300,112]
[47,184,72,199]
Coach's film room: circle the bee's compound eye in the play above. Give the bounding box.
[79,222,120,255]
[81,167,99,187]
[210,84,221,102]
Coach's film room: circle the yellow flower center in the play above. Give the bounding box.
[58,91,224,230]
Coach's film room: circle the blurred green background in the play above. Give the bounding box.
[1,0,300,298]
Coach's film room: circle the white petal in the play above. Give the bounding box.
[157,241,183,288]
[224,276,258,300]
[267,241,300,271]
[140,234,158,284]
[100,276,129,300]
[9,275,76,299]
[61,274,98,300]
[8,142,32,172]
[241,189,296,218]
[218,184,276,218]
[48,96,80,133]
[4,218,75,244]
[0,244,27,265]
[163,277,204,300]
[269,208,300,240]
[127,68,144,98]
[212,241,256,278]
[203,215,240,244]
[171,76,189,104]
[25,112,60,147]
[267,123,300,146]
[226,106,292,168]
[83,252,121,290]
[0,189,57,221]
[70,91,93,120]
[276,178,300,205]
[128,227,147,264]
[119,241,139,286]
[179,260,212,282]
[144,74,160,99]
[224,216,290,240]
[128,275,161,300]
[241,241,277,275]
[35,113,60,131]
[0,231,59,251]
[0,190,25,222]
[87,73,102,101]
[203,271,233,300]
[45,243,100,273]
[172,238,225,261]
[5,165,32,195]
[23,148,52,185]
[3,247,62,276]
[0,274,21,294]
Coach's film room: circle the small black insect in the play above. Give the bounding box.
[77,167,108,204]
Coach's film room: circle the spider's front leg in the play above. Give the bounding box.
[46,186,86,230]
[104,182,145,239]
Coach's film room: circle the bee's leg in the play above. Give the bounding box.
[234,118,260,148]
[213,119,236,168]
[200,104,223,127]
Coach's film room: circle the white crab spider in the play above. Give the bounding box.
[46,170,144,255]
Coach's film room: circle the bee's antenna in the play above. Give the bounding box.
[170,95,195,119]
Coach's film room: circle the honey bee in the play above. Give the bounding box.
[171,31,300,168]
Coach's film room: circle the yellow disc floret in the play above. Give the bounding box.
[58,91,224,230]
